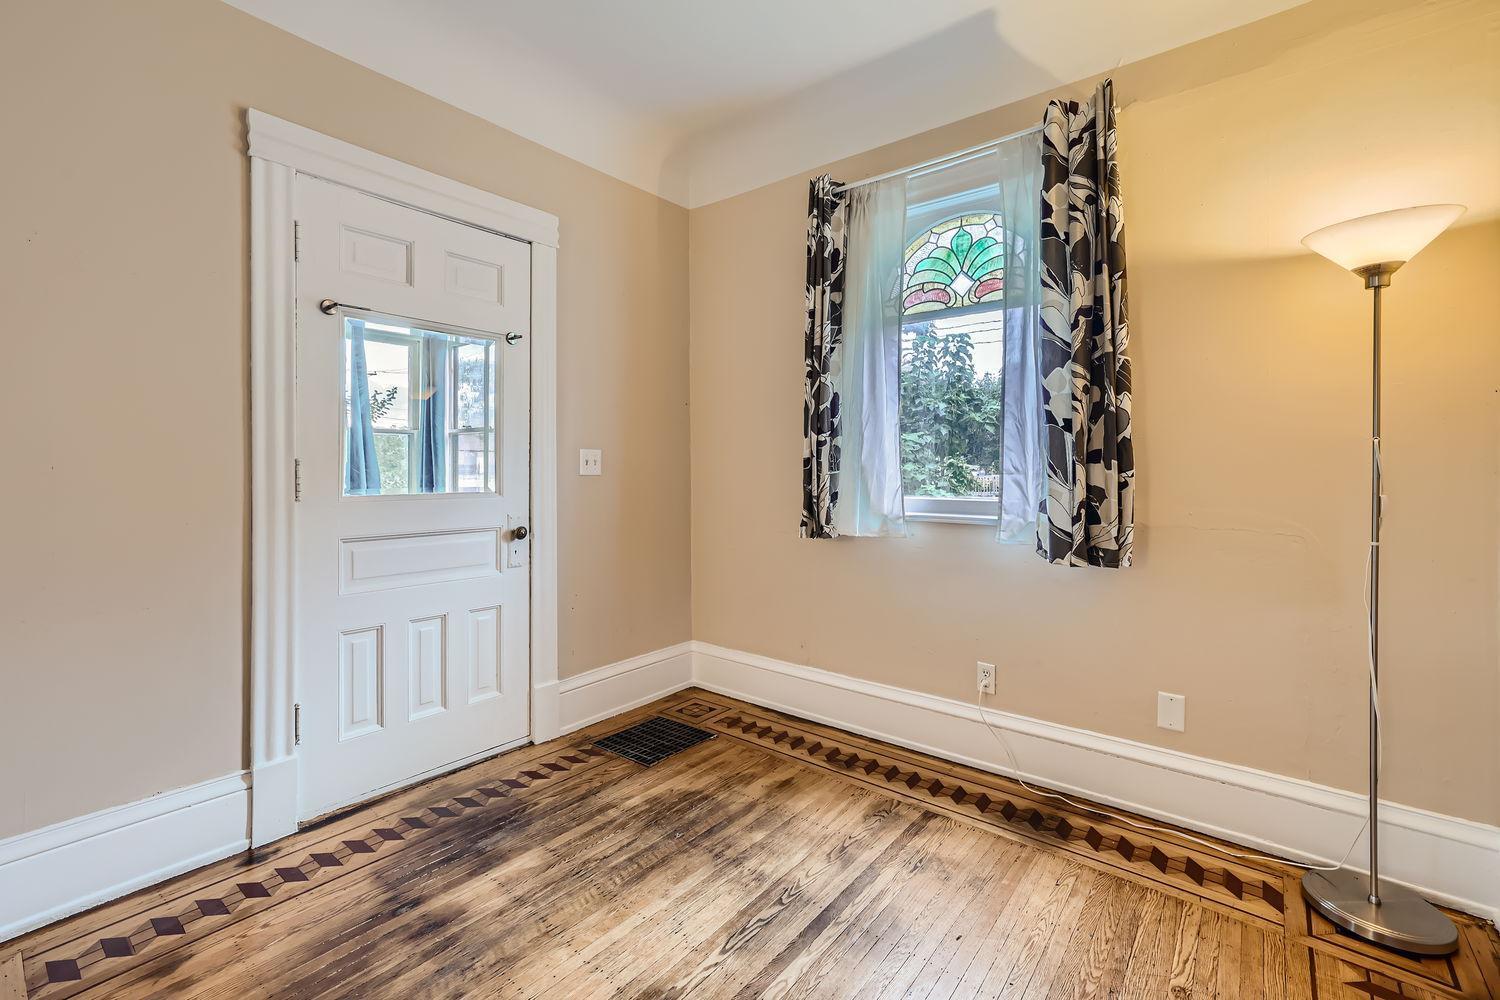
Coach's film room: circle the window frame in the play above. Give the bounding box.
[362,328,422,491]
[447,338,498,493]
[340,315,502,499]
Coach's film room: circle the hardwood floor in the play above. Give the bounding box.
[4,691,1496,999]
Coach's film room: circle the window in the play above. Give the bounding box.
[827,138,1039,538]
[900,213,1006,523]
[363,332,419,494]
[343,317,499,496]
[449,339,498,493]
[902,213,1005,314]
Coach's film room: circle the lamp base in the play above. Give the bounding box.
[1302,869,1459,955]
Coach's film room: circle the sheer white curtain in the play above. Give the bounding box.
[996,136,1045,542]
[902,136,1045,541]
[826,132,1043,542]
[832,175,908,537]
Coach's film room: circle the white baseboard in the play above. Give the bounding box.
[691,642,1500,923]
[0,641,689,944]
[0,772,251,944]
[8,638,1493,945]
[558,642,695,735]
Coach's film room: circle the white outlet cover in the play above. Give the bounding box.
[579,448,602,476]
[976,661,996,695]
[1157,691,1186,732]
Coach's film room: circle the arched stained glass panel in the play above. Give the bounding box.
[901,213,1005,315]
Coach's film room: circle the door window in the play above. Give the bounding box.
[343,316,499,496]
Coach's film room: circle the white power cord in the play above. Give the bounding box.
[974,513,1384,876]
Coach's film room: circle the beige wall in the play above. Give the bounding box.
[690,0,1500,824]
[1,0,1495,847]
[0,1,691,839]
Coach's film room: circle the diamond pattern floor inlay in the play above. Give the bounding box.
[702,707,1287,924]
[16,745,612,1000]
[5,691,1496,1000]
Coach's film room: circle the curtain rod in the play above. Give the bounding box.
[831,122,1044,194]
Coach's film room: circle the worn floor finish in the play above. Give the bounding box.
[4,691,1497,999]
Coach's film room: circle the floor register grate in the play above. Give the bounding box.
[593,716,715,766]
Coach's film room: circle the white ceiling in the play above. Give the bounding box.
[225,0,1306,207]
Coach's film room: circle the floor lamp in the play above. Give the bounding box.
[1300,203,1465,955]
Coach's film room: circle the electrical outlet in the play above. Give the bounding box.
[579,449,602,476]
[1157,691,1186,732]
[976,661,996,696]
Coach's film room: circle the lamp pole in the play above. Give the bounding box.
[1297,260,1458,955]
[1364,265,1385,905]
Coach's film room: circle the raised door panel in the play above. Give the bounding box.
[340,530,502,594]
[408,616,448,722]
[338,628,384,741]
[444,252,504,304]
[468,606,501,703]
[340,226,413,285]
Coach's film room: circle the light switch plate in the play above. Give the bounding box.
[579,449,602,476]
[1157,691,1186,732]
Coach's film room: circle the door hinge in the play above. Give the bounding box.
[294,458,303,502]
[294,703,302,746]
[293,219,302,262]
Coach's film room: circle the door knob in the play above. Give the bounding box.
[512,525,528,540]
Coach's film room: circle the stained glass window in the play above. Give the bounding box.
[901,213,1004,315]
[898,212,1005,504]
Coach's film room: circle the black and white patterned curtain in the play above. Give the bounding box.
[1038,80,1135,567]
[802,175,848,538]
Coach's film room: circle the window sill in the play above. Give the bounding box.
[904,496,997,527]
[905,511,997,526]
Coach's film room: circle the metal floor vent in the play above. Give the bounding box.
[593,716,715,766]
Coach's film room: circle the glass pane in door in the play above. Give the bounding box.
[343,316,499,496]
[453,432,488,493]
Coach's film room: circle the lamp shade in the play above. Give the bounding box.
[1302,204,1465,273]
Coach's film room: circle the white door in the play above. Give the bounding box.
[294,175,532,820]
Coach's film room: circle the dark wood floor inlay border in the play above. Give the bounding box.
[20,745,613,1000]
[707,709,1289,924]
[664,698,724,721]
[1296,887,1470,995]
[8,689,1497,1000]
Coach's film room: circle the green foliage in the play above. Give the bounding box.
[369,385,400,422]
[369,386,406,494]
[373,432,410,494]
[900,323,1002,497]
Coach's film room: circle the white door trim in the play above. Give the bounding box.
[248,109,561,847]
[249,112,559,247]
